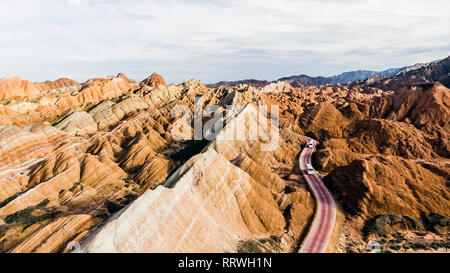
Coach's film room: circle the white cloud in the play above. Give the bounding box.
[0,0,449,83]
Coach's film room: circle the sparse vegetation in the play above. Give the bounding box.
[123,194,138,205]
[0,194,19,209]
[405,242,428,251]
[0,225,9,238]
[388,244,401,251]
[237,240,265,253]
[237,236,283,253]
[105,200,124,214]
[4,199,59,226]
[363,214,425,238]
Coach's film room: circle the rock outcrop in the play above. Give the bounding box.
[142,73,166,88]
[0,75,40,101]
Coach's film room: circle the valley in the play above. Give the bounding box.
[0,56,449,253]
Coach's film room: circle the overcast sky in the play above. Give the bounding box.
[0,0,449,84]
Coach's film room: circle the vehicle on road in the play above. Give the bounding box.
[308,140,315,148]
[306,163,314,175]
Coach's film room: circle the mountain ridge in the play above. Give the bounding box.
[207,59,442,88]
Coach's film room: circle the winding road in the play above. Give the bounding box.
[299,137,336,253]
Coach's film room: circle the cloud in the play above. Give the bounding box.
[0,0,449,83]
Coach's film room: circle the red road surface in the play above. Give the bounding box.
[299,137,336,253]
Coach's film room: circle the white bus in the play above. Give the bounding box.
[306,163,314,175]
[308,140,315,148]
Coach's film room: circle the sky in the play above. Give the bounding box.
[0,0,449,84]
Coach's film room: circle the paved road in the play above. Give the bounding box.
[299,137,336,253]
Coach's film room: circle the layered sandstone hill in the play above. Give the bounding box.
[141,73,166,88]
[0,73,313,253]
[0,75,41,101]
[34,78,79,93]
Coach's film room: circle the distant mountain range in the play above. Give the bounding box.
[208,79,270,89]
[207,60,442,88]
[356,56,450,90]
